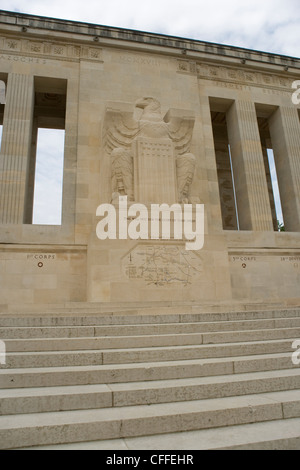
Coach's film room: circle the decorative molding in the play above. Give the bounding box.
[0,36,103,63]
[177,59,294,92]
[177,59,197,74]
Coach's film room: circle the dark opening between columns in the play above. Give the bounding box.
[24,77,67,225]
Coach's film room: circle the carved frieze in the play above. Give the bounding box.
[177,59,294,92]
[0,36,103,63]
[198,63,293,90]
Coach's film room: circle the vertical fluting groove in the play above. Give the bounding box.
[8,75,22,223]
[16,75,28,223]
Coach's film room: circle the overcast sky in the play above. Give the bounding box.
[0,1,297,225]
[32,129,65,225]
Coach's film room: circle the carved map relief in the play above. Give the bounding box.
[103,97,198,204]
[122,244,203,286]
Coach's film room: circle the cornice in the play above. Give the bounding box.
[0,9,299,73]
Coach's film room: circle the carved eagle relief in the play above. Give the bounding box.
[103,97,197,203]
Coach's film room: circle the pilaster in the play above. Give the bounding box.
[0,73,34,224]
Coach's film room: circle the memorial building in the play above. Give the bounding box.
[0,10,300,450]
[0,10,300,309]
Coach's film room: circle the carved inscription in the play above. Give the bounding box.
[27,254,56,260]
[231,256,257,262]
[281,256,300,269]
[230,254,300,269]
[281,256,300,262]
[0,55,47,64]
[118,54,162,67]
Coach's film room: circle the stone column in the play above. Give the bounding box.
[269,106,300,232]
[0,73,34,224]
[226,100,274,231]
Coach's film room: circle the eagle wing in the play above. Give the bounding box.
[164,109,195,156]
[103,105,140,155]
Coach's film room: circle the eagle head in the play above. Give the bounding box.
[135,97,161,114]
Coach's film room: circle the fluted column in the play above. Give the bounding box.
[269,106,300,232]
[0,73,34,224]
[226,100,274,231]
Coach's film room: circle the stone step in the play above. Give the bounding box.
[19,418,300,450]
[1,309,299,450]
[0,308,299,327]
[1,317,300,339]
[1,369,299,415]
[4,327,300,353]
[4,333,203,352]
[1,338,296,369]
[0,390,299,449]
[82,418,300,451]
[0,353,296,389]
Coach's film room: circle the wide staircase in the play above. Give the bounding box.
[0,307,300,450]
